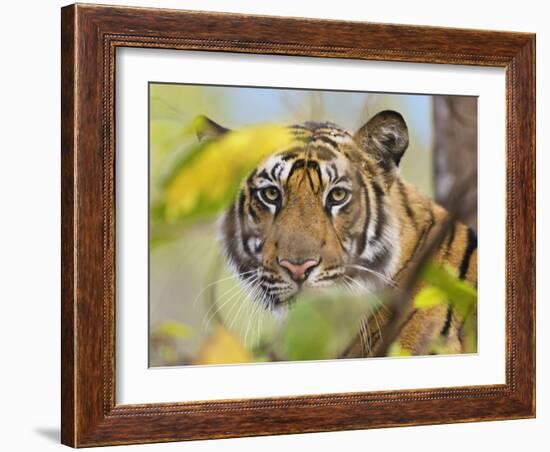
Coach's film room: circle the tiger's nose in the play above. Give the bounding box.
[278,258,320,282]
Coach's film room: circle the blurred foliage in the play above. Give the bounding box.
[414,263,478,354]
[151,268,477,364]
[388,343,412,357]
[192,327,253,365]
[150,321,193,366]
[276,291,369,361]
[156,121,293,223]
[419,262,477,320]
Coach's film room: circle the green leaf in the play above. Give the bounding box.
[461,314,478,353]
[278,291,368,361]
[414,286,447,310]
[388,343,412,357]
[155,321,193,339]
[282,303,334,361]
[420,262,477,319]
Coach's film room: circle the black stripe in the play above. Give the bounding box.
[360,244,391,270]
[325,164,335,182]
[372,182,385,241]
[459,228,477,279]
[224,204,255,275]
[261,275,285,285]
[275,164,284,180]
[335,175,351,184]
[286,158,305,182]
[237,192,253,257]
[257,168,273,182]
[281,152,300,161]
[440,306,453,337]
[237,191,246,218]
[313,134,339,149]
[315,274,340,282]
[355,178,371,256]
[331,163,340,181]
[323,265,341,273]
[271,162,282,181]
[248,203,260,223]
[443,221,457,260]
[307,160,323,191]
[398,180,418,229]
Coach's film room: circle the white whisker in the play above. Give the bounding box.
[342,278,370,354]
[346,264,397,288]
[226,278,260,333]
[193,269,257,308]
[242,283,263,346]
[202,274,259,329]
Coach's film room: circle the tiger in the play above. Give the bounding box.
[196,110,477,357]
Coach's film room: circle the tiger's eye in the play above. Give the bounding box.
[261,186,280,203]
[328,187,349,205]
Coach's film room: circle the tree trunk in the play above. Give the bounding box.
[433,96,478,231]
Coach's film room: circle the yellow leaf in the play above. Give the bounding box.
[193,327,252,365]
[162,124,294,222]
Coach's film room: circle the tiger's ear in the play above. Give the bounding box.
[355,110,409,170]
[195,115,229,142]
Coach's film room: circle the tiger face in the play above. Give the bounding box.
[198,111,409,311]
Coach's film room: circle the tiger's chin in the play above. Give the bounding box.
[270,301,291,319]
[267,292,313,320]
[264,292,297,317]
[258,284,335,318]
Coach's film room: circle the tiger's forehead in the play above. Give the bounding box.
[288,121,356,146]
[251,123,360,188]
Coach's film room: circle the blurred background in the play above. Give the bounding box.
[149,83,477,367]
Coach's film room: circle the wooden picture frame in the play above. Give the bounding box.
[61,3,535,447]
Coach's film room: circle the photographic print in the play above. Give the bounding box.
[61,6,535,445]
[148,83,478,367]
